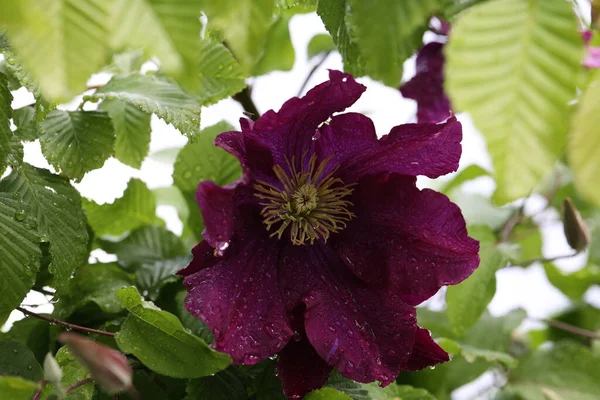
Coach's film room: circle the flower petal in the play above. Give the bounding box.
[400,42,452,123]
[196,181,237,254]
[405,327,449,371]
[177,240,219,277]
[276,337,333,399]
[279,243,418,384]
[182,237,293,364]
[332,173,479,305]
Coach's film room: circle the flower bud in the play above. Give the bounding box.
[562,197,590,252]
[43,352,63,389]
[58,332,132,394]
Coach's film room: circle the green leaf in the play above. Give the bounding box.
[177,37,246,106]
[0,164,89,290]
[41,347,93,400]
[0,340,43,381]
[201,0,278,72]
[83,178,159,237]
[174,290,213,344]
[449,190,514,230]
[39,110,116,181]
[0,72,13,176]
[103,50,145,76]
[241,360,286,400]
[437,338,517,369]
[544,263,600,300]
[445,0,584,204]
[109,0,203,75]
[347,0,441,86]
[253,15,295,76]
[93,74,201,138]
[115,287,231,378]
[543,306,600,346]
[56,263,134,318]
[439,165,490,195]
[99,100,152,169]
[568,74,600,207]
[447,226,507,334]
[13,106,40,142]
[511,220,543,264]
[99,225,186,266]
[317,0,364,76]
[135,257,189,300]
[277,0,316,11]
[307,34,336,60]
[306,387,352,400]
[327,371,436,400]
[506,341,600,400]
[5,317,51,364]
[173,121,240,192]
[185,369,246,400]
[0,376,38,400]
[0,0,111,101]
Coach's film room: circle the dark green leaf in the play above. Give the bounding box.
[0,164,89,290]
[0,71,12,176]
[544,306,600,346]
[83,178,160,237]
[241,360,286,400]
[40,347,93,400]
[93,74,201,138]
[39,110,115,181]
[115,287,231,378]
[99,100,151,169]
[447,226,507,334]
[0,376,39,400]
[0,340,43,381]
[6,317,51,364]
[135,257,189,300]
[185,369,246,400]
[254,15,295,76]
[12,106,39,142]
[305,387,352,400]
[174,290,213,344]
[307,34,336,60]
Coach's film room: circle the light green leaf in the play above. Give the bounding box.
[153,186,189,223]
[201,0,278,72]
[0,376,39,400]
[185,369,246,400]
[177,37,246,106]
[39,110,116,181]
[327,371,436,400]
[12,106,39,142]
[0,0,111,101]
[0,192,41,325]
[41,347,93,400]
[56,263,134,318]
[544,263,600,301]
[506,341,600,400]
[115,287,231,378]
[103,50,145,76]
[277,0,316,11]
[100,100,152,169]
[445,0,584,204]
[0,164,88,291]
[568,74,600,207]
[437,338,517,369]
[93,74,201,138]
[511,220,543,264]
[347,0,441,86]
[173,121,240,193]
[447,226,507,334]
[307,34,336,60]
[109,0,203,74]
[99,225,186,266]
[0,340,43,381]
[306,387,352,400]
[253,15,295,76]
[439,165,490,194]
[449,189,514,230]
[317,0,364,76]
[83,178,159,237]
[0,72,12,176]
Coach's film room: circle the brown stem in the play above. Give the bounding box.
[32,380,45,400]
[66,377,93,393]
[539,318,600,340]
[519,252,578,267]
[297,51,331,97]
[232,86,260,120]
[499,212,524,243]
[86,83,105,90]
[16,307,115,337]
[35,288,55,297]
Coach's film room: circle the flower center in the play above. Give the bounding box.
[254,154,355,245]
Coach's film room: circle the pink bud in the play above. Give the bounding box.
[58,332,133,394]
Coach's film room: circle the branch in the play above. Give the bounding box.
[32,381,45,400]
[297,51,331,97]
[66,377,93,393]
[35,288,55,297]
[16,307,115,337]
[232,86,260,120]
[540,318,600,340]
[519,252,578,267]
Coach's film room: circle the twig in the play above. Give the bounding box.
[232,86,260,120]
[32,380,45,400]
[538,318,600,340]
[86,83,105,90]
[35,288,55,297]
[16,307,115,337]
[297,51,331,97]
[519,252,578,267]
[66,377,93,393]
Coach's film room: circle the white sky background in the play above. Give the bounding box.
[3,5,599,399]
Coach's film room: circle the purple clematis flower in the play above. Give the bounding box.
[179,70,479,399]
[583,30,600,68]
[400,22,451,124]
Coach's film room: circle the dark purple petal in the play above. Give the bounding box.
[332,173,479,305]
[332,116,462,180]
[196,181,236,254]
[400,42,451,123]
[405,327,449,371]
[276,337,333,399]
[278,244,417,385]
[182,237,293,364]
[177,240,219,277]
